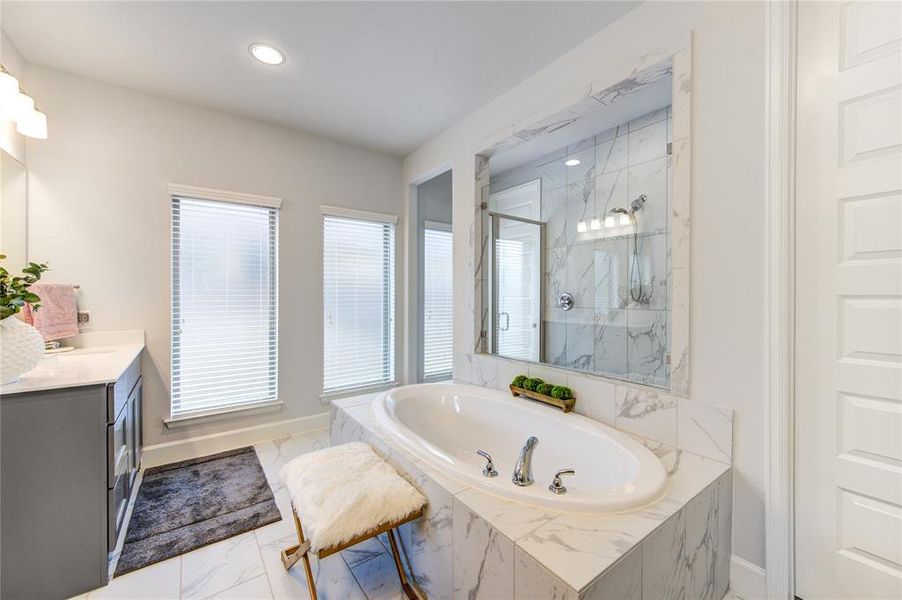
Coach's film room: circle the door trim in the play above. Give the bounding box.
[764,0,798,598]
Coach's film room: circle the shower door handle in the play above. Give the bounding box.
[498,312,510,331]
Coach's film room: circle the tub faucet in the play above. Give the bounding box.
[512,436,538,486]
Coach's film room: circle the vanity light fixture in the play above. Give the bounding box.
[564,159,581,167]
[0,65,48,139]
[590,218,601,231]
[604,216,615,228]
[619,213,631,226]
[576,220,588,233]
[249,43,286,65]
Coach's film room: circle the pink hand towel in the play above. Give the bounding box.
[21,282,79,342]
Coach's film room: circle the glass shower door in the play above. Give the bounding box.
[491,213,543,363]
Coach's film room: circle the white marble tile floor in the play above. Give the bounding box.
[68,428,407,600]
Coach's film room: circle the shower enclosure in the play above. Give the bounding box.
[490,213,543,363]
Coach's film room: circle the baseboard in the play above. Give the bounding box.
[730,554,767,599]
[142,412,330,468]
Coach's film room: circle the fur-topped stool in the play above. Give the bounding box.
[278,442,427,599]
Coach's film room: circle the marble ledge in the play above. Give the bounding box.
[330,395,730,595]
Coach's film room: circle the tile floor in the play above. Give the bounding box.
[70,428,406,600]
[71,428,746,600]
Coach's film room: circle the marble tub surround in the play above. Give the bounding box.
[476,45,692,399]
[331,391,731,599]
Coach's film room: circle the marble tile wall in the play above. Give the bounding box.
[474,48,693,400]
[331,397,732,600]
[489,105,673,389]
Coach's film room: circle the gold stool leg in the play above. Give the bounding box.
[387,528,419,600]
[280,509,317,600]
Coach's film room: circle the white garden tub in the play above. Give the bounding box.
[372,383,668,512]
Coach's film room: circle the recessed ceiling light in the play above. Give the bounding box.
[249,43,285,66]
[564,159,581,166]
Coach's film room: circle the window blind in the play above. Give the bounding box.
[171,196,278,418]
[423,227,453,380]
[323,215,395,394]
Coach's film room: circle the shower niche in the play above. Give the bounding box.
[477,53,691,394]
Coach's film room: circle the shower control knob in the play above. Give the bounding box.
[557,293,574,311]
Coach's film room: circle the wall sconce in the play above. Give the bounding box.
[0,65,48,139]
[576,220,588,233]
[590,218,601,231]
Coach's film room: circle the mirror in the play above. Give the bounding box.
[476,52,691,394]
[0,150,27,268]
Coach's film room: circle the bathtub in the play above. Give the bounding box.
[372,383,668,512]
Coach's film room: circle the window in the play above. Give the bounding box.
[170,193,279,420]
[422,224,453,380]
[322,210,396,394]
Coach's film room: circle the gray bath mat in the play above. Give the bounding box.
[115,446,281,576]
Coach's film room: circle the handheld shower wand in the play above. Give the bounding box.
[610,194,648,303]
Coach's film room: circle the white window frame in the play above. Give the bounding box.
[320,205,399,399]
[167,184,281,426]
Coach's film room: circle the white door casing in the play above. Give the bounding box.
[795,1,902,599]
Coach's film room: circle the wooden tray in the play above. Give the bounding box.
[509,385,575,413]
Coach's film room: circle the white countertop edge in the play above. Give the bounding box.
[1,330,145,395]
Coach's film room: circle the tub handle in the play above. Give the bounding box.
[548,469,575,495]
[476,450,499,478]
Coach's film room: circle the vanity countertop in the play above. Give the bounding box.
[1,330,144,395]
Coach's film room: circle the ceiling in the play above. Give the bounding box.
[1,1,640,156]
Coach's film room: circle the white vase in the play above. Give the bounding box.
[0,315,45,384]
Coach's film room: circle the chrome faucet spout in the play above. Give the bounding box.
[512,436,538,486]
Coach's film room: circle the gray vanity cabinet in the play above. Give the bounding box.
[0,356,143,600]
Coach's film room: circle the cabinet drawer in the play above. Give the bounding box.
[106,357,141,422]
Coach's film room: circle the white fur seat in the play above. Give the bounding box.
[279,441,427,553]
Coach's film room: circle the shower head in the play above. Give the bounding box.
[611,194,648,216]
[629,194,647,213]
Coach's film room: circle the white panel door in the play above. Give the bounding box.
[795,1,902,598]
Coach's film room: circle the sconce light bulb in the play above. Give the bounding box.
[619,214,630,226]
[0,71,20,120]
[576,220,588,233]
[604,216,615,228]
[590,218,601,230]
[16,108,47,139]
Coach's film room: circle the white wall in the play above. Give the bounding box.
[23,65,403,447]
[1,29,26,162]
[401,0,767,572]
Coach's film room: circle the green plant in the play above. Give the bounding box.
[524,377,544,392]
[0,255,49,320]
[511,374,529,388]
[536,383,554,396]
[550,385,574,400]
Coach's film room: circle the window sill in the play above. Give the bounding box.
[165,400,284,428]
[320,382,397,403]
